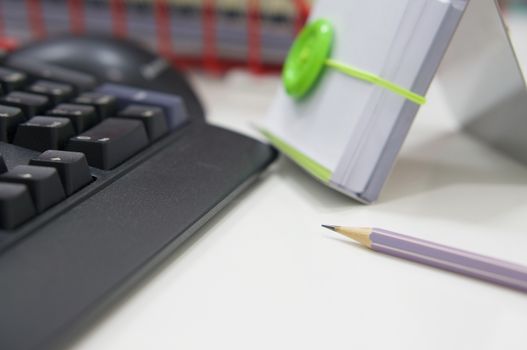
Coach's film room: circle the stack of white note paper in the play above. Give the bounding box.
[261,0,469,203]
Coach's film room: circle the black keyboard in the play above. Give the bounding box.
[0,36,276,350]
[0,70,190,229]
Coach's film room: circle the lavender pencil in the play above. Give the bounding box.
[323,225,527,293]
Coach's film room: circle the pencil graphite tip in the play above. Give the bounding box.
[321,224,338,232]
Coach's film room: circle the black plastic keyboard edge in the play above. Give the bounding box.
[0,122,277,350]
[56,164,262,350]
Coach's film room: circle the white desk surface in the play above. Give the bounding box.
[70,14,527,350]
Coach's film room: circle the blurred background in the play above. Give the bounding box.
[0,0,522,74]
[503,0,527,10]
[0,0,311,74]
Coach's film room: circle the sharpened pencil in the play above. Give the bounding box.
[323,225,527,293]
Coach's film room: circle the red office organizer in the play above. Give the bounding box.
[0,0,310,74]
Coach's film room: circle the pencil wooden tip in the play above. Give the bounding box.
[323,225,373,248]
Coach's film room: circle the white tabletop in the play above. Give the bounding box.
[70,14,527,350]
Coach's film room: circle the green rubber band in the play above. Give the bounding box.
[259,128,332,183]
[325,59,426,105]
[282,19,426,105]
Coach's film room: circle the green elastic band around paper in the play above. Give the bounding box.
[282,19,426,104]
[325,59,426,105]
[259,128,333,183]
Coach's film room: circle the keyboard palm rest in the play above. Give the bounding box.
[0,123,274,350]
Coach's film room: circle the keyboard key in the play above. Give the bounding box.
[96,84,188,129]
[0,105,24,142]
[28,80,74,105]
[0,154,7,173]
[13,116,75,152]
[30,150,92,195]
[117,105,168,141]
[66,118,149,170]
[46,103,98,133]
[0,165,65,212]
[73,93,117,120]
[0,67,27,93]
[7,58,97,92]
[0,182,36,229]
[1,91,49,118]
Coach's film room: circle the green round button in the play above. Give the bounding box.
[283,19,334,99]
